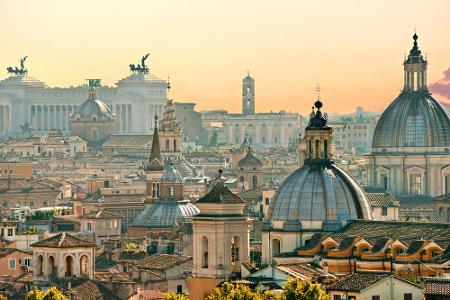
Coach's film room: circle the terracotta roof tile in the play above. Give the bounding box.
[138,253,192,271]
[31,232,96,248]
[367,192,400,207]
[423,277,450,296]
[197,184,245,204]
[326,272,391,292]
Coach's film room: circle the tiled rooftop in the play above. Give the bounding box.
[31,232,96,248]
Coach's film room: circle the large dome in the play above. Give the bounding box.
[267,163,371,230]
[372,91,450,149]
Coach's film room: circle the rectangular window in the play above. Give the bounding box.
[372,296,380,300]
[410,174,422,195]
[333,296,341,300]
[177,285,183,294]
[265,198,270,205]
[87,222,92,232]
[9,258,16,269]
[381,207,388,216]
[8,228,13,236]
[404,294,412,300]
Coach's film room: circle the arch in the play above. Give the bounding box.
[48,255,56,277]
[231,235,241,273]
[201,236,208,268]
[36,255,43,275]
[65,255,74,277]
[231,235,241,263]
[80,254,89,276]
[272,239,281,257]
[392,245,406,257]
[239,176,244,183]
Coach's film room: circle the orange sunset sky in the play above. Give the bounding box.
[1,0,450,115]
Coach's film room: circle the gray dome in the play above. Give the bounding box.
[77,98,113,119]
[268,163,371,227]
[162,163,183,182]
[372,91,450,149]
[132,199,199,228]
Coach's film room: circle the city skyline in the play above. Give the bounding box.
[1,0,450,114]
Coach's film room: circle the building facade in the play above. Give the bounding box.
[201,73,305,148]
[0,59,168,137]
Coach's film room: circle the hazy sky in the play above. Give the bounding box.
[1,0,450,114]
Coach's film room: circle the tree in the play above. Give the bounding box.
[207,282,259,300]
[282,279,329,300]
[0,294,8,300]
[163,293,189,300]
[26,287,67,300]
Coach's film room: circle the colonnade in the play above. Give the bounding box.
[31,105,77,131]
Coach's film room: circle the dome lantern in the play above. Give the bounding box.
[403,33,428,92]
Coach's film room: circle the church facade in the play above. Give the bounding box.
[0,57,168,137]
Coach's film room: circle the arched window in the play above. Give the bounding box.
[272,239,281,257]
[315,140,320,158]
[173,140,177,152]
[165,139,170,151]
[80,255,89,276]
[252,176,258,190]
[231,236,240,263]
[239,176,244,183]
[201,236,208,268]
[324,139,328,159]
[152,182,160,198]
[48,255,56,276]
[65,256,73,277]
[37,255,43,275]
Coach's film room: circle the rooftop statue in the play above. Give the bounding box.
[129,53,150,75]
[6,56,28,76]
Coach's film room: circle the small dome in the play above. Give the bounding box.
[372,91,450,149]
[77,98,113,119]
[132,199,199,228]
[267,163,371,230]
[162,162,183,182]
[238,147,263,166]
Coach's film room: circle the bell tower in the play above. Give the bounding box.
[145,116,164,203]
[188,179,250,300]
[242,71,255,116]
[403,33,428,92]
